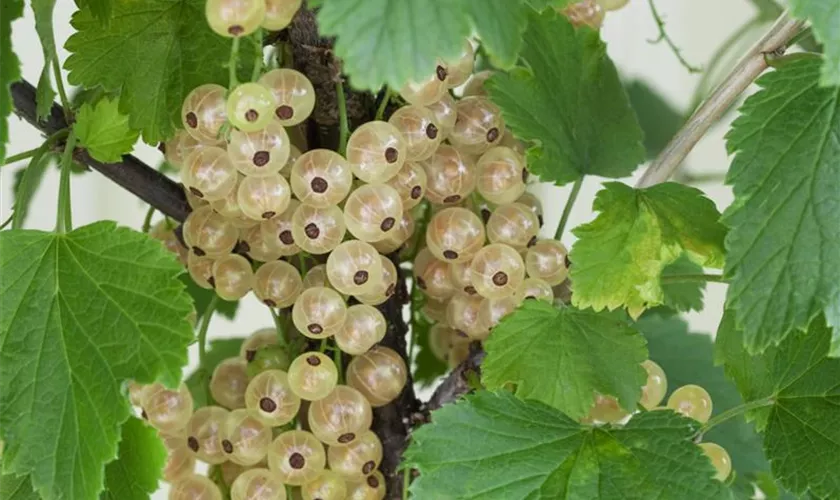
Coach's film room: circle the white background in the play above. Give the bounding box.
[2,0,769,496]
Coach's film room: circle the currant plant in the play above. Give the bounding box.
[1,0,839,499]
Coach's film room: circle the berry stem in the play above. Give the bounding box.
[375,87,392,121]
[402,467,411,499]
[229,37,241,89]
[251,29,264,82]
[50,50,72,120]
[55,130,77,234]
[336,80,349,156]
[698,396,774,436]
[2,146,43,166]
[197,294,220,403]
[554,177,584,241]
[660,273,726,284]
[636,11,805,188]
[269,308,289,349]
[333,343,343,384]
[141,205,155,233]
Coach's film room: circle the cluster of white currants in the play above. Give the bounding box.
[586,362,732,482]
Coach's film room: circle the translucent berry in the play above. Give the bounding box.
[500,130,527,158]
[227,83,277,132]
[240,328,278,362]
[563,0,605,29]
[292,287,347,339]
[335,304,387,355]
[181,84,227,143]
[345,471,386,500]
[698,442,732,481]
[426,93,457,137]
[446,292,489,340]
[387,106,441,161]
[308,385,373,447]
[237,173,292,221]
[281,144,302,176]
[210,174,247,220]
[288,351,339,401]
[219,461,248,488]
[516,192,544,227]
[450,96,505,155]
[386,161,427,210]
[268,430,326,486]
[262,0,302,30]
[185,406,229,464]
[326,240,383,296]
[346,121,407,183]
[343,184,404,242]
[328,430,382,480]
[476,146,527,204]
[354,256,397,306]
[425,298,454,324]
[185,185,210,210]
[462,70,493,98]
[524,239,569,286]
[587,394,629,423]
[370,211,415,254]
[150,220,189,263]
[447,340,471,369]
[301,470,347,500]
[219,408,272,465]
[164,130,204,168]
[161,434,196,483]
[346,346,408,407]
[487,203,540,252]
[259,69,316,127]
[240,224,284,262]
[212,254,254,300]
[260,199,301,257]
[247,346,293,377]
[184,207,238,258]
[414,248,457,300]
[228,121,291,176]
[169,474,223,500]
[425,207,486,263]
[182,146,238,201]
[442,40,475,87]
[245,370,301,426]
[478,295,521,330]
[210,357,250,409]
[302,264,333,291]
[128,381,152,407]
[515,277,554,303]
[291,149,353,208]
[423,145,477,205]
[640,360,667,410]
[470,243,526,299]
[254,260,303,308]
[400,69,448,106]
[291,204,346,254]
[448,260,477,295]
[428,324,458,361]
[230,468,287,500]
[597,0,629,10]
[188,253,217,289]
[667,385,713,423]
[144,383,193,433]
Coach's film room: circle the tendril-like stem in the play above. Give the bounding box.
[646,0,702,73]
[375,87,392,121]
[197,294,220,403]
[698,396,775,436]
[554,177,584,240]
[229,37,241,89]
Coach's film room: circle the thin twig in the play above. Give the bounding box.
[646,0,702,73]
[636,12,806,188]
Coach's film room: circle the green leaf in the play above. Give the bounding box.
[65,0,254,143]
[75,97,140,163]
[11,145,54,229]
[716,311,840,498]
[524,0,574,10]
[102,417,166,500]
[463,0,527,69]
[722,57,840,353]
[76,0,112,20]
[404,391,730,499]
[0,222,193,499]
[482,301,648,419]
[788,0,840,86]
[412,291,448,386]
[625,80,686,159]
[0,475,39,500]
[486,10,645,186]
[180,274,239,322]
[186,338,244,408]
[570,182,726,318]
[660,254,706,313]
[316,0,530,90]
[636,313,768,479]
[316,0,469,90]
[0,0,23,164]
[31,0,57,119]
